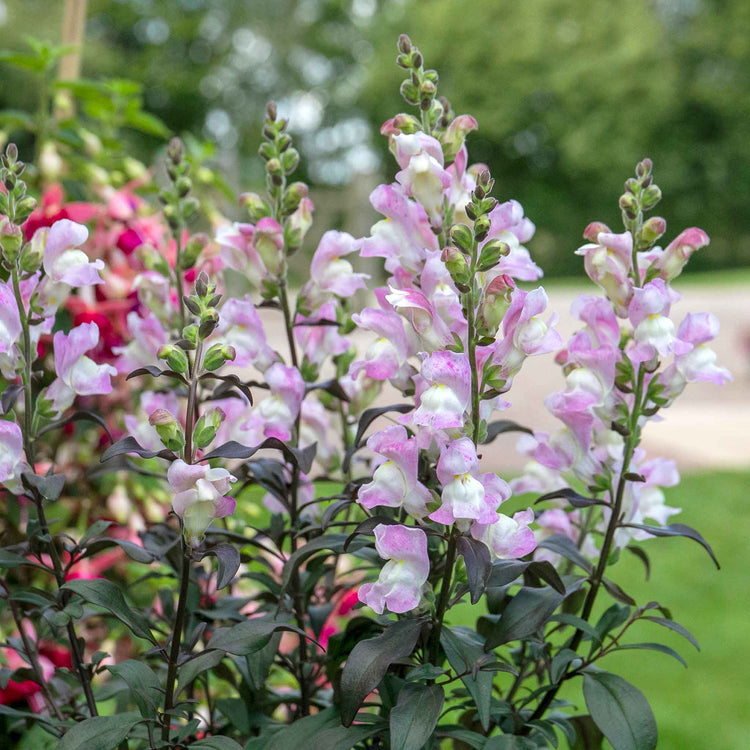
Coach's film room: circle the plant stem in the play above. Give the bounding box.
[524,365,645,728]
[464,283,480,445]
[161,543,191,744]
[429,529,458,664]
[10,264,99,717]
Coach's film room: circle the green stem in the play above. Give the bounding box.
[465,284,480,445]
[429,529,458,664]
[11,264,99,717]
[524,365,645,728]
[161,543,191,744]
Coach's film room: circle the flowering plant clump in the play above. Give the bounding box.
[0,34,729,750]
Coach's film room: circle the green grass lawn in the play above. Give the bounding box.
[450,470,750,748]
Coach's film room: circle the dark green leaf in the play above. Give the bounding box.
[37,410,113,442]
[611,642,687,667]
[640,616,699,650]
[61,579,156,644]
[307,723,385,750]
[484,586,565,649]
[21,472,66,502]
[457,535,492,604]
[483,736,538,749]
[340,618,423,726]
[440,626,492,731]
[390,683,444,750]
[201,437,315,474]
[582,671,657,750]
[602,578,636,606]
[57,713,142,750]
[126,365,187,384]
[100,436,176,462]
[83,537,158,564]
[436,727,487,748]
[549,614,602,644]
[0,550,30,568]
[209,618,319,655]
[176,650,225,697]
[306,378,350,402]
[264,707,340,750]
[538,534,594,573]
[535,488,608,508]
[481,419,533,443]
[203,543,240,589]
[621,523,719,569]
[353,403,413,448]
[107,660,161,717]
[551,648,583,683]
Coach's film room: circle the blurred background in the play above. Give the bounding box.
[0,1,748,747]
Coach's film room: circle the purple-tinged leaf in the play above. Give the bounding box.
[640,617,699,651]
[200,438,316,474]
[202,543,240,589]
[390,682,444,750]
[100,436,176,462]
[622,523,719,569]
[480,419,533,444]
[21,472,66,502]
[535,488,608,509]
[37,410,112,441]
[126,365,188,384]
[456,535,491,604]
[538,534,594,573]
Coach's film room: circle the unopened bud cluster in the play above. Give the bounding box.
[0,143,37,267]
[159,137,199,236]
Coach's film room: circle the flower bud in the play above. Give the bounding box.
[194,271,211,299]
[239,191,272,222]
[478,239,510,271]
[635,158,653,180]
[582,221,610,243]
[391,113,421,134]
[198,308,220,339]
[167,137,185,165]
[618,192,638,218]
[182,324,198,346]
[639,216,667,246]
[641,184,662,210]
[441,246,471,286]
[0,220,23,263]
[180,233,209,270]
[397,34,412,54]
[450,223,474,252]
[158,345,189,374]
[280,181,308,215]
[281,148,300,175]
[473,214,491,241]
[192,407,226,450]
[20,235,44,273]
[624,177,639,195]
[203,343,236,372]
[480,274,515,333]
[400,80,419,105]
[149,409,185,453]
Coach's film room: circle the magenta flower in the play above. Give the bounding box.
[412,350,471,431]
[471,508,537,559]
[167,459,237,547]
[358,425,432,518]
[358,524,430,614]
[0,420,25,491]
[46,323,117,414]
[430,438,511,527]
[41,219,104,287]
[310,231,369,298]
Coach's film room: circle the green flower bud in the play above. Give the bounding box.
[618,192,639,219]
[192,407,226,450]
[280,182,308,215]
[180,234,209,270]
[441,246,471,286]
[149,409,185,453]
[450,223,474,252]
[239,192,272,222]
[281,148,300,175]
[635,158,653,180]
[0,220,23,263]
[182,324,198,346]
[400,80,419,105]
[198,308,220,339]
[175,176,192,197]
[203,343,236,372]
[20,235,44,273]
[14,196,37,224]
[640,185,662,211]
[194,271,212,299]
[157,345,189,374]
[473,215,491,241]
[478,239,510,271]
[639,216,667,246]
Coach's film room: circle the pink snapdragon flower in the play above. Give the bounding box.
[0,421,26,492]
[349,307,412,381]
[411,350,471,431]
[575,227,634,316]
[360,184,438,274]
[115,311,168,373]
[358,425,432,518]
[651,227,710,282]
[46,323,117,414]
[659,312,732,400]
[492,287,561,382]
[0,280,22,356]
[309,231,369,299]
[628,278,690,363]
[386,286,454,351]
[471,508,537,559]
[216,297,277,371]
[358,524,430,614]
[41,219,104,287]
[241,363,305,443]
[252,217,285,277]
[295,301,350,368]
[215,222,265,284]
[429,438,511,528]
[167,459,237,547]
[393,133,451,226]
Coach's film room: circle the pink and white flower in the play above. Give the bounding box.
[471,508,537,559]
[309,231,369,299]
[411,351,471,431]
[0,421,26,492]
[41,219,104,287]
[358,524,430,614]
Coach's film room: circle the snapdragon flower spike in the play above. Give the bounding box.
[358,523,430,614]
[167,459,236,548]
[429,437,510,528]
[0,420,25,491]
[358,425,432,518]
[41,219,104,287]
[46,322,117,415]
